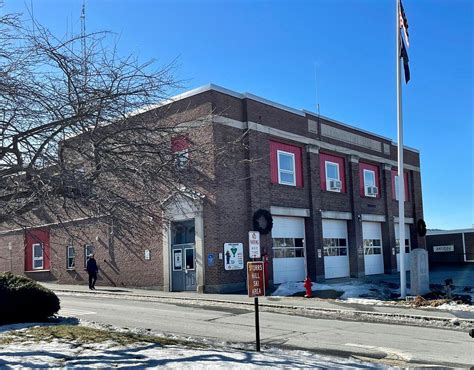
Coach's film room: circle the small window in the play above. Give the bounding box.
[185,248,195,270]
[176,149,189,169]
[272,238,305,258]
[363,169,376,197]
[323,238,348,256]
[32,243,44,270]
[277,150,296,186]
[325,161,341,191]
[67,245,75,270]
[84,245,94,268]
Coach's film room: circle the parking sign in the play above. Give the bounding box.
[249,231,261,259]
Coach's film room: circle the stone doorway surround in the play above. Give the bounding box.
[162,195,205,293]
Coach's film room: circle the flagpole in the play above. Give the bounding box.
[396,0,407,299]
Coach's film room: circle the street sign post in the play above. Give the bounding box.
[247,261,265,352]
[248,231,261,259]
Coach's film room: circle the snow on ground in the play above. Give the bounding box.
[272,280,394,300]
[272,281,474,312]
[0,329,379,368]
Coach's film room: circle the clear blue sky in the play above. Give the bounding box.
[4,0,473,230]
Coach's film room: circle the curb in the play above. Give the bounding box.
[52,288,474,330]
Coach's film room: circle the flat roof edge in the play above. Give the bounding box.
[427,228,474,235]
[159,84,420,153]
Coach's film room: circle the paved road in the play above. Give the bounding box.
[58,294,474,367]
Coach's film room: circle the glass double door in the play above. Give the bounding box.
[171,220,196,292]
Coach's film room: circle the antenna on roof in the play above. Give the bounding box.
[314,62,321,129]
[81,0,87,88]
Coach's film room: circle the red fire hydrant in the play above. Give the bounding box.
[304,276,312,298]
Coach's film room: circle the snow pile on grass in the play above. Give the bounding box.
[0,324,377,368]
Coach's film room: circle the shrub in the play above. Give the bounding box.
[0,272,60,324]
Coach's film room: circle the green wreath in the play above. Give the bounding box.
[417,219,427,237]
[253,209,273,235]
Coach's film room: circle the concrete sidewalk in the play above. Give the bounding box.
[42,282,474,324]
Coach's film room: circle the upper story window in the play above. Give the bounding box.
[277,150,296,186]
[320,153,346,193]
[171,135,190,169]
[391,170,409,201]
[270,141,303,187]
[359,162,380,198]
[325,161,341,192]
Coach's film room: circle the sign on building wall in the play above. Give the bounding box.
[249,231,261,259]
[224,243,244,270]
[433,245,455,253]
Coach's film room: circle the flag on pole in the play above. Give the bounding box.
[399,0,410,47]
[400,38,410,83]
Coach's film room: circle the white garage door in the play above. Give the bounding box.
[272,216,306,284]
[322,219,350,279]
[395,223,411,271]
[362,221,384,275]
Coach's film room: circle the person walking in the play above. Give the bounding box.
[86,253,98,290]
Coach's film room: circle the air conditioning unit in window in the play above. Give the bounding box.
[366,186,378,197]
[329,179,342,191]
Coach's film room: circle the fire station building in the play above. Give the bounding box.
[0,84,425,293]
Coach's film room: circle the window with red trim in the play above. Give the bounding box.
[320,153,346,193]
[359,162,380,198]
[269,141,303,187]
[171,135,190,169]
[391,170,410,201]
[24,229,51,271]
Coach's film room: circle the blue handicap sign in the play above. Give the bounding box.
[207,253,215,267]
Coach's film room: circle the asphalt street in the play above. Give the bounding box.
[58,294,474,367]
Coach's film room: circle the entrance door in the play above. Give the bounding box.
[171,220,196,292]
[322,219,350,279]
[395,223,411,271]
[362,221,384,275]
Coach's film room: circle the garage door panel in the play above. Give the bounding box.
[322,220,348,239]
[273,257,305,284]
[324,256,350,279]
[395,223,411,271]
[272,216,306,284]
[323,219,350,279]
[362,221,384,275]
[272,216,305,238]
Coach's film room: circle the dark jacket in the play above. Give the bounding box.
[86,257,98,274]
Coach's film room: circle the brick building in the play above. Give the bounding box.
[0,84,425,293]
[426,228,474,265]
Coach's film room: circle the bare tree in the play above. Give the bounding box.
[0,8,221,244]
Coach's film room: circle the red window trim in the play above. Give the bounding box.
[171,135,190,152]
[320,153,346,193]
[359,162,380,198]
[24,229,51,272]
[270,140,303,187]
[391,170,410,202]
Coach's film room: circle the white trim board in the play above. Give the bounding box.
[394,217,414,224]
[361,214,387,222]
[427,228,474,236]
[142,84,419,154]
[215,117,420,172]
[321,211,352,220]
[270,206,310,218]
